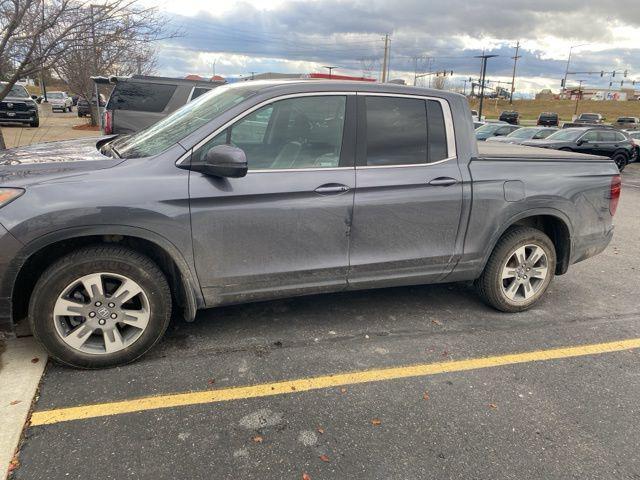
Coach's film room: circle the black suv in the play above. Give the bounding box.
[77,94,106,118]
[499,110,519,125]
[0,83,39,127]
[537,112,559,127]
[521,127,634,171]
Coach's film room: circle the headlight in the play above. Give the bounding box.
[0,188,25,208]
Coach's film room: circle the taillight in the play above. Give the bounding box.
[609,174,621,216]
[104,110,112,134]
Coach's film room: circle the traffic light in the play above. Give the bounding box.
[624,70,628,78]
[612,71,616,77]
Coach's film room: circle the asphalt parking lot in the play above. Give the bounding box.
[7,163,640,479]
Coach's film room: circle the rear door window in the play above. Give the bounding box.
[189,87,212,102]
[108,82,176,112]
[364,96,427,166]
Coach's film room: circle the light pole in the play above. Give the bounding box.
[574,80,584,116]
[323,66,339,79]
[562,43,589,99]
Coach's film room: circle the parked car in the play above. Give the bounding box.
[77,94,106,117]
[103,75,225,135]
[0,83,39,127]
[566,113,605,127]
[613,117,640,130]
[537,112,559,127]
[625,130,640,160]
[48,91,73,112]
[0,81,620,367]
[475,122,520,141]
[473,121,485,129]
[499,110,519,125]
[521,127,634,170]
[486,127,558,144]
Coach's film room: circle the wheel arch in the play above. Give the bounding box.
[10,226,202,328]
[481,209,573,276]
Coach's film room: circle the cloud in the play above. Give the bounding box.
[154,0,640,93]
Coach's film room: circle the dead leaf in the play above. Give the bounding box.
[207,379,215,385]
[442,350,449,357]
[423,391,430,400]
[319,454,330,462]
[291,385,297,391]
[7,458,19,473]
[371,418,382,426]
[489,403,497,409]
[9,400,21,405]
[340,387,347,394]
[251,435,263,443]
[302,473,312,480]
[431,319,442,326]
[317,427,325,434]
[31,357,39,363]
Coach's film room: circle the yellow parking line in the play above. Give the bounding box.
[30,337,640,426]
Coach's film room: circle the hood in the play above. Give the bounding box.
[0,137,124,186]
[485,136,514,143]
[520,139,561,147]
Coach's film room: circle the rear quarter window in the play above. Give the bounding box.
[107,82,177,112]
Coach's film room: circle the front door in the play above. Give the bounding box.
[188,94,356,304]
[348,94,463,287]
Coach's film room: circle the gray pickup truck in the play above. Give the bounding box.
[0,81,620,368]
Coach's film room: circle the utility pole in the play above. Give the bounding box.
[136,56,142,75]
[381,34,390,82]
[509,40,521,104]
[474,54,498,120]
[574,80,584,115]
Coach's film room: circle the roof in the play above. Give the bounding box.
[108,74,225,86]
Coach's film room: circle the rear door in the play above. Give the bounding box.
[348,94,463,287]
[107,81,177,134]
[189,93,357,303]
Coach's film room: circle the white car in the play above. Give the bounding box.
[47,91,73,112]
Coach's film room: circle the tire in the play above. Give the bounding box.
[29,246,172,369]
[29,118,39,128]
[77,112,82,117]
[476,226,557,313]
[613,153,627,172]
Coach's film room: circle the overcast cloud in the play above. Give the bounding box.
[153,0,640,94]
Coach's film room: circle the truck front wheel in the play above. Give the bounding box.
[476,226,556,313]
[29,246,172,368]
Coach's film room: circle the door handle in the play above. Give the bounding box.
[428,177,458,187]
[314,183,351,195]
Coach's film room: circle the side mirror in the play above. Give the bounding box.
[30,95,37,100]
[576,139,585,146]
[194,145,247,178]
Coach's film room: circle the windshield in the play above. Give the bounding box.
[4,84,29,98]
[476,123,503,134]
[48,92,64,99]
[617,118,636,123]
[579,114,598,120]
[507,128,539,139]
[546,129,583,141]
[111,83,261,158]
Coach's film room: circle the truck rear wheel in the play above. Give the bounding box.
[476,226,556,312]
[29,246,172,369]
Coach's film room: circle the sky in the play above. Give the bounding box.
[148,0,640,96]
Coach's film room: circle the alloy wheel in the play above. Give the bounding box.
[500,244,549,302]
[53,272,150,355]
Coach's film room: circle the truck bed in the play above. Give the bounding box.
[477,142,609,162]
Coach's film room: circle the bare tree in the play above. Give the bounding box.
[0,0,173,147]
[432,76,448,90]
[53,3,169,125]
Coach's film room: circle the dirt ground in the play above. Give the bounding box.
[1,104,99,149]
[470,97,640,122]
